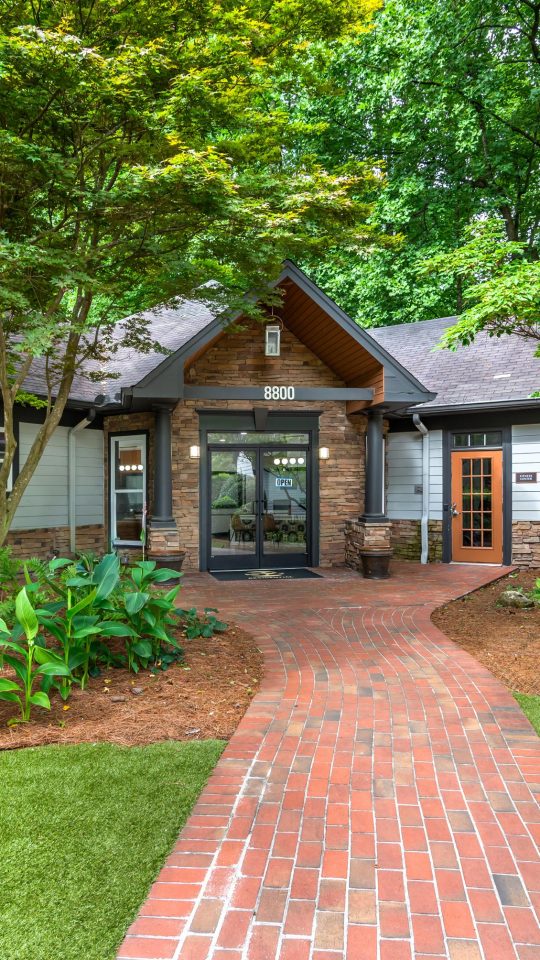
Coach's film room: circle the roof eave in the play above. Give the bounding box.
[392,397,540,417]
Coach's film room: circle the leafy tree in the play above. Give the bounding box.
[0,0,381,544]
[423,220,540,352]
[296,0,540,328]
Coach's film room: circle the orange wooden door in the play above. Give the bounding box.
[451,450,503,563]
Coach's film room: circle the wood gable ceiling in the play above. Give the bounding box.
[279,278,384,406]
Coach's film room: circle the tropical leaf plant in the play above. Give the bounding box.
[0,588,71,723]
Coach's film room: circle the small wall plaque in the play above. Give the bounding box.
[516,472,537,483]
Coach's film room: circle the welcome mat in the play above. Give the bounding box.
[211,568,322,581]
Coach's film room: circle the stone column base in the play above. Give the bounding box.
[147,523,186,570]
[345,518,393,572]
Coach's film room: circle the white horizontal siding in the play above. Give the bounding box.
[12,423,104,530]
[76,430,104,525]
[386,432,422,520]
[428,431,444,521]
[512,423,540,521]
[386,429,443,521]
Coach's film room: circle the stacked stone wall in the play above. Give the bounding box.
[512,521,540,567]
[390,519,443,562]
[6,524,105,558]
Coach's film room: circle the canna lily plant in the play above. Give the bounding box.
[0,587,71,723]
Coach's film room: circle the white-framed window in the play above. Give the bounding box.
[110,433,147,545]
[0,419,13,492]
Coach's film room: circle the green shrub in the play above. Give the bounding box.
[179,607,227,639]
[529,579,540,603]
[212,495,238,509]
[0,546,20,591]
[0,552,228,724]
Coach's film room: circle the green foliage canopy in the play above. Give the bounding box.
[296,0,540,331]
[0,0,380,541]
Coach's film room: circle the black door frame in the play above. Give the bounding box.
[198,411,320,571]
[207,443,310,570]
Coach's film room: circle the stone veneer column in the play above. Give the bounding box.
[147,404,184,566]
[345,408,393,573]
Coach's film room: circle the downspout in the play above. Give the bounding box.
[68,409,96,554]
[413,413,429,564]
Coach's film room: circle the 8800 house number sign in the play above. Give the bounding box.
[263,385,296,400]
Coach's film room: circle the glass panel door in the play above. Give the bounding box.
[210,448,258,568]
[208,444,311,569]
[261,450,308,565]
[450,449,503,563]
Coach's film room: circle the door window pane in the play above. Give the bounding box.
[262,450,308,559]
[453,431,502,448]
[111,435,146,543]
[460,454,495,549]
[211,450,257,559]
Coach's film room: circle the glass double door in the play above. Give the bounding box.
[209,446,309,569]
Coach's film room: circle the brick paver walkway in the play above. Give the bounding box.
[118,563,540,960]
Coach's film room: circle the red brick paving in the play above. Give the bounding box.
[117,563,540,960]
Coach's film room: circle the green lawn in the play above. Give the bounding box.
[0,740,224,960]
[514,693,540,737]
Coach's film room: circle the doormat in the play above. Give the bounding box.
[211,568,322,581]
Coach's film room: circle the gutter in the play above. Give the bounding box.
[68,409,96,554]
[413,414,429,564]
[395,397,540,417]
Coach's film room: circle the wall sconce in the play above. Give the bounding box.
[319,446,330,461]
[189,444,200,459]
[265,323,281,357]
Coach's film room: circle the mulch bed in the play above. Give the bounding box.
[0,625,263,750]
[432,570,540,695]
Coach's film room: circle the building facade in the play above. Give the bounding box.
[4,264,540,569]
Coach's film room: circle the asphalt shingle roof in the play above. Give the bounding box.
[22,298,217,404]
[20,295,540,413]
[369,316,540,410]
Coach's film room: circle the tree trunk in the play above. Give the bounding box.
[0,331,83,548]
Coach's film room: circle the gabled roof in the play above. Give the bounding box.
[127,261,434,409]
[370,317,540,413]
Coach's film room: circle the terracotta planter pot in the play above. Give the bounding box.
[359,548,392,580]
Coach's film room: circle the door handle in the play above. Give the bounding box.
[451,502,460,518]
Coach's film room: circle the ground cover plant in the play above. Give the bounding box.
[0,740,224,960]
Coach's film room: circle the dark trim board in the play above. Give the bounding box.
[184,386,374,402]
[9,402,104,430]
[389,408,540,432]
[198,411,320,572]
